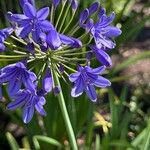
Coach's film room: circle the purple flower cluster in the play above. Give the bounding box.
[0,0,121,123]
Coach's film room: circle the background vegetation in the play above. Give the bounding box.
[0,0,150,149]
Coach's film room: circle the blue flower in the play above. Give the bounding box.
[90,45,112,67]
[8,2,53,42]
[90,8,122,49]
[52,0,61,8]
[20,0,35,8]
[46,30,82,50]
[0,27,13,52]
[7,89,46,123]
[0,62,37,96]
[69,65,111,102]
[42,68,53,93]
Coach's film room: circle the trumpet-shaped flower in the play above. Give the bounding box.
[0,27,13,52]
[69,65,111,101]
[8,2,53,42]
[90,8,122,49]
[0,62,37,96]
[7,89,46,123]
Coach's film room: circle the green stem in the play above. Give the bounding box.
[55,1,67,29]
[63,51,90,56]
[4,41,27,52]
[58,3,71,32]
[50,4,54,24]
[53,72,78,150]
[61,11,76,34]
[10,35,27,45]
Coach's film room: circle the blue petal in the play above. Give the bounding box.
[79,9,89,25]
[39,97,46,105]
[7,12,28,22]
[71,78,84,97]
[52,0,60,8]
[37,7,49,20]
[28,72,37,82]
[8,79,21,97]
[20,0,35,8]
[86,66,106,75]
[32,29,41,43]
[0,43,5,52]
[59,34,74,45]
[95,35,116,49]
[105,27,122,37]
[23,72,36,92]
[38,20,54,31]
[69,72,80,82]
[47,29,61,50]
[88,2,100,15]
[0,72,15,84]
[19,25,32,38]
[93,47,112,66]
[23,3,36,18]
[94,76,111,87]
[35,103,46,116]
[23,106,34,123]
[85,84,97,102]
[42,69,53,93]
[7,96,27,110]
[85,19,94,32]
[71,0,78,10]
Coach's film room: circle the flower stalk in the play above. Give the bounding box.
[53,70,78,150]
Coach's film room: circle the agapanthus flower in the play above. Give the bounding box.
[90,8,122,49]
[90,45,112,66]
[0,27,13,52]
[0,0,121,123]
[46,31,82,50]
[8,2,53,42]
[42,68,53,93]
[7,89,46,123]
[0,62,36,96]
[52,0,61,8]
[69,65,111,101]
[20,0,35,8]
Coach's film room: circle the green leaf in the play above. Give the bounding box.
[6,132,20,150]
[95,134,101,150]
[33,135,63,150]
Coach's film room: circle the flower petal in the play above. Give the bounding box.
[94,76,111,87]
[35,103,46,116]
[69,72,81,82]
[38,20,54,31]
[88,2,100,15]
[19,25,32,38]
[23,2,36,18]
[42,69,53,93]
[8,79,21,96]
[47,29,61,50]
[7,96,27,110]
[0,43,5,52]
[37,7,49,20]
[105,26,122,37]
[85,84,97,102]
[71,78,84,97]
[94,48,112,66]
[7,12,28,22]
[86,66,106,75]
[23,106,34,123]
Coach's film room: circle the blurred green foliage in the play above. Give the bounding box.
[0,0,150,149]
